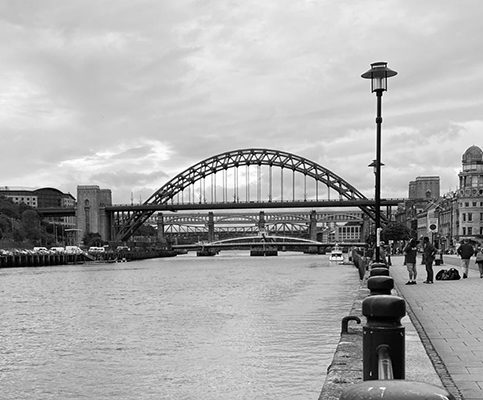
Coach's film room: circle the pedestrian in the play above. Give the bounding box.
[403,238,419,285]
[457,239,474,279]
[422,236,436,284]
[475,246,483,278]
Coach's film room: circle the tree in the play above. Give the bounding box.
[381,222,411,242]
[83,232,103,247]
[21,210,42,241]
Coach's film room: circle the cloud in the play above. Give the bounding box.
[0,0,482,204]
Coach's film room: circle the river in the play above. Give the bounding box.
[0,252,361,400]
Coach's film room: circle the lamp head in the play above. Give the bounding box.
[362,62,397,92]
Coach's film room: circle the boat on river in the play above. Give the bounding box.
[328,246,344,262]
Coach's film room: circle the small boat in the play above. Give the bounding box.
[329,246,344,262]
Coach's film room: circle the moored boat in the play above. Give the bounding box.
[328,246,344,262]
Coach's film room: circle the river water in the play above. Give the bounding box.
[1,252,361,400]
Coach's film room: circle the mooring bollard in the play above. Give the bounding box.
[369,267,389,277]
[362,295,405,380]
[339,380,455,399]
[367,275,393,295]
[369,261,387,270]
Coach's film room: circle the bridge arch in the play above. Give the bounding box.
[116,148,380,241]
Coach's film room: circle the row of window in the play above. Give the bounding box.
[460,201,483,207]
[462,227,483,236]
[461,213,483,222]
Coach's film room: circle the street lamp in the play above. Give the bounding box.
[362,62,397,263]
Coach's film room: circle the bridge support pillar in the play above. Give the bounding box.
[309,210,317,241]
[207,212,215,242]
[258,211,266,233]
[157,213,167,244]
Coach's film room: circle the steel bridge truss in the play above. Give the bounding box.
[115,148,384,241]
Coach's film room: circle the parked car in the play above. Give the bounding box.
[88,246,105,253]
[65,246,83,254]
[50,247,65,253]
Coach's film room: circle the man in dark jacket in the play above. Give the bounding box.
[422,237,437,284]
[403,239,419,284]
[457,240,475,278]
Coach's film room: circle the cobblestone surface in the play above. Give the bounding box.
[392,254,483,400]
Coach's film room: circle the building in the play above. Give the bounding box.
[0,186,77,245]
[408,176,440,200]
[399,145,483,249]
[457,145,483,240]
[0,186,76,209]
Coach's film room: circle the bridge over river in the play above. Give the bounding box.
[37,148,406,244]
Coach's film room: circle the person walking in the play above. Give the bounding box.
[403,238,419,285]
[422,236,436,284]
[475,246,483,278]
[457,239,475,279]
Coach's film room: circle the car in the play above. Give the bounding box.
[88,246,105,253]
[50,247,65,253]
[65,246,83,254]
[116,246,130,252]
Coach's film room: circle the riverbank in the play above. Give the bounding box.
[0,248,178,268]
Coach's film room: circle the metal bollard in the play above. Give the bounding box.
[367,275,393,295]
[369,267,389,277]
[362,295,405,380]
[370,261,387,270]
[339,380,455,399]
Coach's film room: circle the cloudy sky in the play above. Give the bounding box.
[1,0,482,204]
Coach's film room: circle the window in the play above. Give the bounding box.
[468,213,473,222]
[462,213,466,222]
[465,202,469,207]
[468,227,473,235]
[463,227,466,235]
[480,213,483,221]
[481,227,483,235]
[473,202,477,206]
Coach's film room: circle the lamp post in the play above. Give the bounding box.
[362,62,397,262]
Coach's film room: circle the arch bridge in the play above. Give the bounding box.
[111,148,399,241]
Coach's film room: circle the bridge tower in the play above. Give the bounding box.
[309,210,317,241]
[157,213,167,245]
[258,211,266,233]
[76,185,112,244]
[207,212,215,242]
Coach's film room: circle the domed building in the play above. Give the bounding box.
[457,145,483,240]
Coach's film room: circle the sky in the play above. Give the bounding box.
[1,0,483,204]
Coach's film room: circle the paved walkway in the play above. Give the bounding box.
[390,254,483,400]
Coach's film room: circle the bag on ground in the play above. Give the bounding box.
[435,268,460,281]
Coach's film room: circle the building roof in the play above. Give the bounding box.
[462,145,483,163]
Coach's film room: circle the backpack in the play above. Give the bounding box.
[447,268,461,280]
[435,269,447,280]
[435,268,460,281]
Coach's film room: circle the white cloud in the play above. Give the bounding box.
[0,0,482,203]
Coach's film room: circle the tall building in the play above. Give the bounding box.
[408,176,440,200]
[457,145,483,239]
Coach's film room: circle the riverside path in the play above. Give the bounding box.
[391,254,483,400]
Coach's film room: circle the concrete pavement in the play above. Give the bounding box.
[391,254,483,400]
